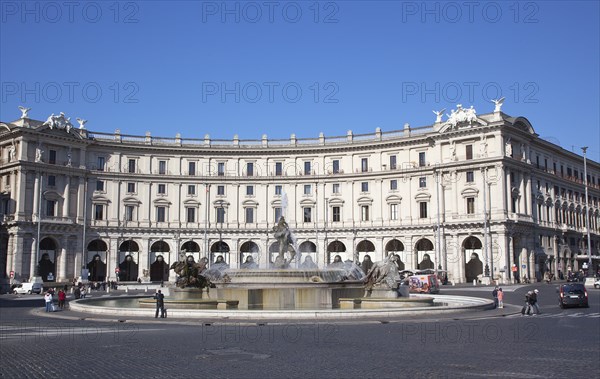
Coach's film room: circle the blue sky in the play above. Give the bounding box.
[1,1,599,161]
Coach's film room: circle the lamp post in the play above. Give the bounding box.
[581,147,593,281]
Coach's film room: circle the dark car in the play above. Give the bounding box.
[557,283,589,308]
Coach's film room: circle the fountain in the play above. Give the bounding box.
[69,215,495,318]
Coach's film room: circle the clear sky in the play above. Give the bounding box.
[1,1,599,161]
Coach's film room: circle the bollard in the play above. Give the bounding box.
[125,287,128,293]
[145,286,148,292]
[473,279,477,286]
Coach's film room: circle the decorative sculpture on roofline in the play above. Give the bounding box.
[491,97,505,113]
[445,104,477,128]
[42,112,74,132]
[432,109,446,123]
[18,106,31,119]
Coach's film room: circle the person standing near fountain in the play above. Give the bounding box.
[154,290,165,318]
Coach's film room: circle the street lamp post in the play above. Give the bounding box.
[581,147,593,283]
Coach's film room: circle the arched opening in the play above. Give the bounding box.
[150,241,170,282]
[211,241,231,265]
[298,241,317,268]
[327,240,348,263]
[239,241,259,268]
[415,238,434,270]
[385,239,405,270]
[87,239,107,282]
[464,236,483,282]
[118,240,140,281]
[38,238,56,281]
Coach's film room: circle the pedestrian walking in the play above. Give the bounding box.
[492,286,499,308]
[497,288,504,308]
[44,292,53,312]
[154,290,165,318]
[57,289,66,309]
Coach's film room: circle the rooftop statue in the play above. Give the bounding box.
[491,97,505,113]
[18,106,31,119]
[432,108,446,123]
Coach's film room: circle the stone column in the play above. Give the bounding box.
[107,238,119,282]
[63,177,70,218]
[58,236,67,281]
[16,170,27,218]
[32,174,40,221]
[29,237,37,280]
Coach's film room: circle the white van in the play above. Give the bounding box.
[12,282,43,294]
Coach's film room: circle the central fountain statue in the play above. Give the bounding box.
[272,216,296,268]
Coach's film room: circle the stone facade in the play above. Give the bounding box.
[1,106,599,290]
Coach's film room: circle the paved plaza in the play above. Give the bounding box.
[1,284,599,378]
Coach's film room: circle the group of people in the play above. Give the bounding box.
[43,288,67,312]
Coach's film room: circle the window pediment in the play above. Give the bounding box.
[357,196,373,205]
[386,195,402,204]
[414,192,431,201]
[461,188,479,198]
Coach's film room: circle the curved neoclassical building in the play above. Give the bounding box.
[1,105,599,290]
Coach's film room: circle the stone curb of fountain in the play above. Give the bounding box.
[27,294,512,324]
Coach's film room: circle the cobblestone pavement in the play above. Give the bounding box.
[1,285,599,378]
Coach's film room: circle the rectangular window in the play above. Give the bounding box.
[390,180,398,190]
[127,182,135,193]
[466,171,474,183]
[187,185,196,195]
[245,208,254,223]
[156,206,166,222]
[304,161,311,175]
[216,207,225,223]
[188,162,196,176]
[303,207,312,223]
[390,155,397,170]
[275,162,283,176]
[218,162,225,176]
[390,204,398,220]
[275,185,282,195]
[247,162,254,176]
[94,204,103,220]
[361,182,369,192]
[186,207,195,223]
[332,206,340,222]
[419,177,427,188]
[361,205,369,221]
[361,158,368,172]
[304,184,312,195]
[467,197,475,214]
[46,200,56,217]
[49,150,56,164]
[158,184,166,194]
[96,180,104,191]
[332,183,340,194]
[125,205,134,221]
[128,159,136,173]
[419,202,428,218]
[48,175,56,187]
[274,207,282,222]
[217,185,225,195]
[418,152,426,167]
[97,156,105,171]
[159,160,166,175]
[332,160,340,174]
[466,145,473,160]
[246,185,254,196]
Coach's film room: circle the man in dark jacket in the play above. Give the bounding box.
[154,290,165,318]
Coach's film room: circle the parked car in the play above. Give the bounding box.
[11,282,43,295]
[594,279,600,289]
[557,283,589,308]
